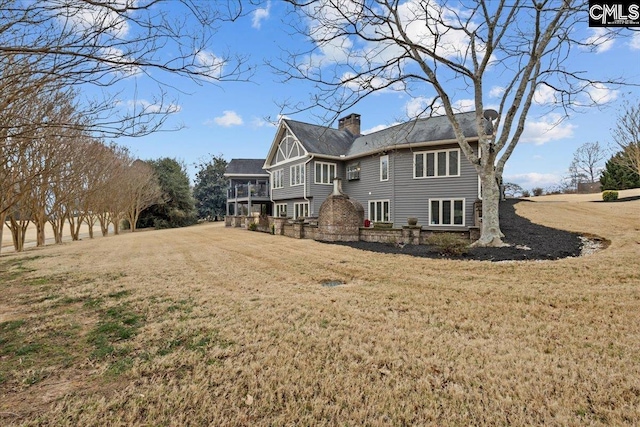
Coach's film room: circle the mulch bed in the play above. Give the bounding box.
[327,199,584,262]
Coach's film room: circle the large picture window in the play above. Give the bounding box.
[293,202,309,219]
[271,169,283,189]
[314,161,336,184]
[368,200,390,223]
[414,149,460,178]
[429,199,465,226]
[290,164,305,186]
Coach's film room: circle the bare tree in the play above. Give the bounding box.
[276,0,632,246]
[0,0,253,139]
[120,160,163,233]
[612,100,640,176]
[572,142,606,183]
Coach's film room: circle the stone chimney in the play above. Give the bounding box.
[338,113,361,136]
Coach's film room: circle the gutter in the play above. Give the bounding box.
[310,136,480,162]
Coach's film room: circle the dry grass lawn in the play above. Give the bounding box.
[1,193,639,426]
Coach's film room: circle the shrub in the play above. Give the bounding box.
[532,187,544,196]
[522,190,531,197]
[602,190,619,202]
[248,222,258,231]
[426,233,469,257]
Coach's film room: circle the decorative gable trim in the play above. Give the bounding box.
[264,121,309,168]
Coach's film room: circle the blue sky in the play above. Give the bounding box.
[113,1,640,191]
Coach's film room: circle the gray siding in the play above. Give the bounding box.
[343,143,479,228]
[270,157,309,201]
[341,153,395,221]
[308,159,345,215]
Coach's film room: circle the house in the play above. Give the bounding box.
[226,111,489,231]
[224,158,271,217]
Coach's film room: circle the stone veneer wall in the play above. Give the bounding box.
[232,215,475,243]
[316,180,364,242]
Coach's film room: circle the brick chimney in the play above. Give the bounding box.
[338,113,361,136]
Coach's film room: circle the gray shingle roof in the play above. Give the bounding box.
[283,119,354,156]
[225,158,268,176]
[284,111,487,158]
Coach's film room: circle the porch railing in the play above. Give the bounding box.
[227,183,270,199]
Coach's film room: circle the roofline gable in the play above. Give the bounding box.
[263,120,309,168]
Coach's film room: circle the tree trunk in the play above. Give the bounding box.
[49,213,66,244]
[472,167,507,247]
[7,216,29,252]
[68,213,85,241]
[111,214,120,235]
[0,211,5,256]
[97,212,110,236]
[35,216,46,247]
[84,214,96,239]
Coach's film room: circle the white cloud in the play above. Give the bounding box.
[251,116,279,128]
[252,1,271,29]
[362,122,401,135]
[99,46,142,77]
[208,110,243,127]
[195,51,225,79]
[520,114,575,145]
[340,72,403,93]
[489,86,505,98]
[585,82,618,105]
[533,84,559,105]
[504,172,563,190]
[583,28,615,54]
[57,0,134,38]
[630,32,640,50]
[126,99,181,114]
[404,97,475,118]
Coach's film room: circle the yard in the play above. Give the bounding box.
[1,191,639,425]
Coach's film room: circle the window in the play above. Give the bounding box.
[275,203,287,217]
[293,202,309,219]
[347,162,360,180]
[314,161,336,184]
[429,199,465,226]
[380,155,389,181]
[275,130,304,164]
[271,169,283,189]
[414,149,460,178]
[290,164,305,186]
[368,200,390,223]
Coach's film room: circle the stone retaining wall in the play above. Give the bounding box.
[228,215,475,243]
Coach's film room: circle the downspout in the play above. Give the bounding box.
[391,152,395,226]
[303,154,314,214]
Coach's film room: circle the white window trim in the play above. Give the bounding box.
[314,161,337,185]
[275,203,287,217]
[293,202,309,219]
[272,131,307,167]
[290,164,305,187]
[368,199,391,223]
[380,155,389,181]
[271,169,284,190]
[347,162,360,181]
[413,149,461,179]
[428,198,466,227]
